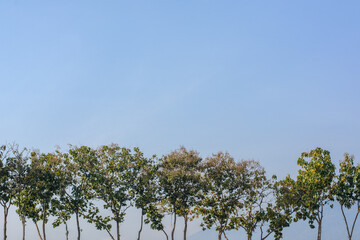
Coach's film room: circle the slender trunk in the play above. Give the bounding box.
[340,204,351,240]
[218,230,222,240]
[162,229,169,240]
[341,202,360,240]
[22,217,26,240]
[116,220,120,240]
[184,214,188,240]
[42,206,47,240]
[261,231,272,240]
[246,227,251,240]
[317,205,323,240]
[76,210,81,240]
[35,222,43,240]
[260,225,273,240]
[350,208,360,240]
[65,222,69,240]
[3,206,8,240]
[105,228,115,240]
[223,231,229,240]
[171,212,177,240]
[137,211,144,240]
[18,194,25,240]
[317,221,322,240]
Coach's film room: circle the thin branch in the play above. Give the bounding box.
[340,204,351,238]
[105,228,115,240]
[349,202,360,239]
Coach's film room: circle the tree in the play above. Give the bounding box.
[294,148,335,240]
[258,176,295,240]
[6,144,30,240]
[0,144,11,240]
[229,160,270,240]
[51,200,71,240]
[52,146,98,240]
[197,152,248,240]
[333,153,360,240]
[144,203,168,240]
[158,147,203,240]
[25,151,64,240]
[132,154,158,240]
[87,144,143,240]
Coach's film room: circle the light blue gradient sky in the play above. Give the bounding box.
[1,1,360,239]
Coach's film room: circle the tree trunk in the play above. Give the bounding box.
[21,217,26,240]
[340,204,351,240]
[162,229,169,240]
[3,206,8,240]
[65,222,69,240]
[317,205,323,240]
[218,230,222,240]
[171,212,177,240]
[42,209,47,240]
[223,231,229,240]
[341,203,360,240]
[246,229,252,240]
[317,220,322,240]
[35,222,43,240]
[76,211,81,240]
[183,215,188,240]
[350,208,360,240]
[105,228,115,240]
[116,220,120,240]
[137,211,144,240]
[261,231,272,240]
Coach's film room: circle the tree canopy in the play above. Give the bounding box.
[0,143,357,240]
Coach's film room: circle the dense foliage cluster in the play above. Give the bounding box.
[0,144,358,240]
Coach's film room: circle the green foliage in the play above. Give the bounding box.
[0,143,355,240]
[29,152,61,219]
[51,146,100,240]
[197,152,247,239]
[6,144,30,224]
[158,146,203,239]
[84,144,145,240]
[132,153,160,239]
[294,148,335,240]
[144,204,165,231]
[159,147,202,211]
[0,144,12,240]
[0,144,31,240]
[18,150,66,240]
[132,153,157,213]
[333,153,360,239]
[229,161,270,240]
[334,153,360,208]
[0,145,11,206]
[261,176,295,240]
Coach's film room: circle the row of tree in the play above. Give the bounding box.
[0,144,359,240]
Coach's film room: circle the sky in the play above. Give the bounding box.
[0,0,360,239]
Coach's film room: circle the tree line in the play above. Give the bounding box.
[0,144,358,240]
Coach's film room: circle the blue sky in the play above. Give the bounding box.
[1,1,360,239]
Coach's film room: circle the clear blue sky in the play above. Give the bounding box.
[1,1,360,239]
